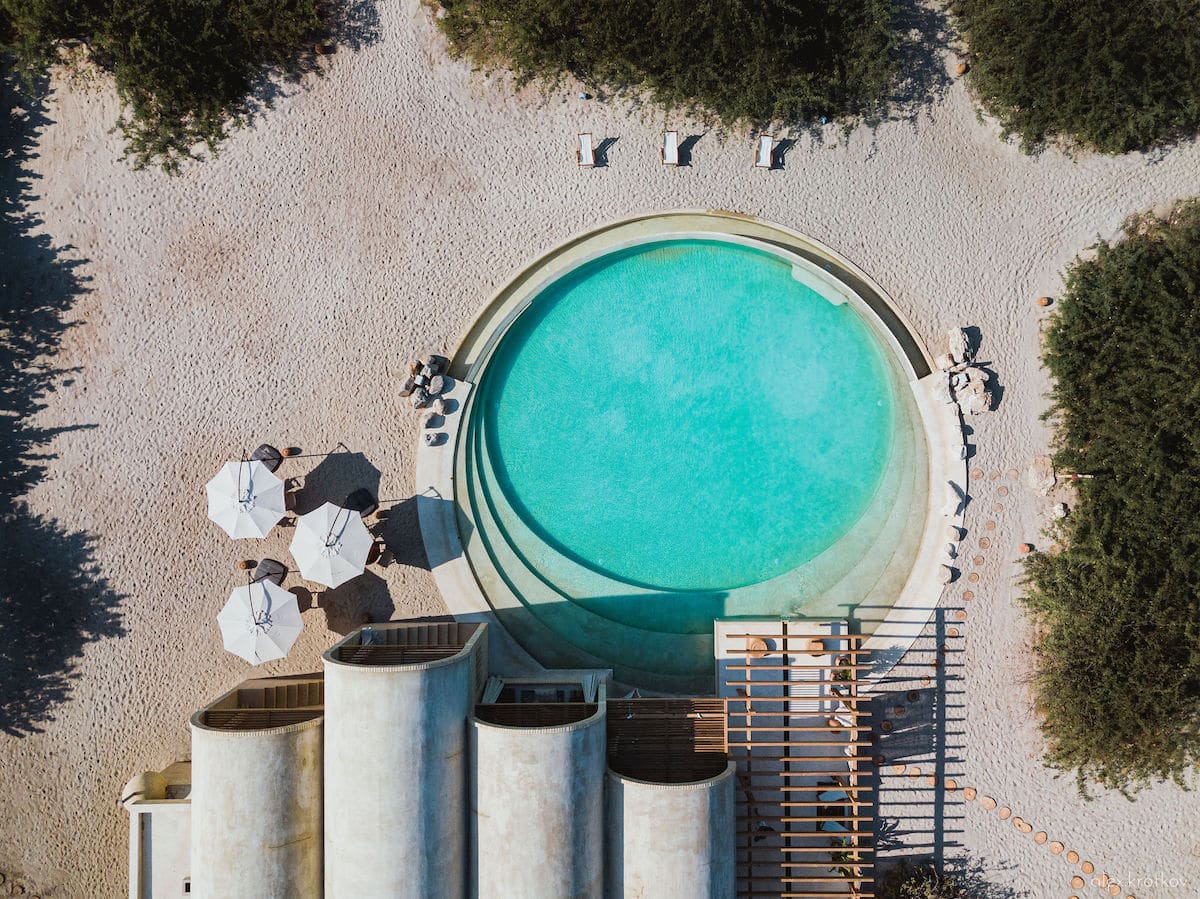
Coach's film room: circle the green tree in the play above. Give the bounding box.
[1,0,327,171]
[430,0,897,126]
[1027,199,1200,794]
[951,0,1200,153]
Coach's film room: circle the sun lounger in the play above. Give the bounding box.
[755,135,773,169]
[577,133,595,167]
[661,130,679,166]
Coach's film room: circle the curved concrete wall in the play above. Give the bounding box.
[605,763,737,899]
[471,711,606,899]
[322,652,473,899]
[189,719,322,899]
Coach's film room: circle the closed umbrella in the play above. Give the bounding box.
[206,460,286,538]
[289,502,372,588]
[217,580,303,664]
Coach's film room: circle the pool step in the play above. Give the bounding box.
[464,411,715,691]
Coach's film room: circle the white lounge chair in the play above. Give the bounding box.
[577,133,595,167]
[755,135,773,169]
[661,130,679,166]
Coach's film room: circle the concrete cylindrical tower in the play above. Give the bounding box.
[605,762,737,899]
[471,709,606,899]
[189,717,323,899]
[322,627,480,899]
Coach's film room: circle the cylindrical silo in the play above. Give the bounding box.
[189,715,323,898]
[322,623,484,899]
[605,762,737,899]
[471,708,606,899]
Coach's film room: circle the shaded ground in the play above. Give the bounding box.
[0,74,125,737]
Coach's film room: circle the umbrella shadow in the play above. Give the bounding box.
[317,570,396,635]
[376,495,430,569]
[0,79,126,735]
[292,447,381,515]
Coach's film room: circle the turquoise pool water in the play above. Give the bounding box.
[459,237,925,691]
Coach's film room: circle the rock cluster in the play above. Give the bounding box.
[936,327,994,415]
[400,353,450,409]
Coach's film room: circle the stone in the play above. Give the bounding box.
[1053,502,1069,519]
[946,327,971,363]
[410,388,431,409]
[428,375,446,396]
[1037,295,1053,307]
[934,353,954,371]
[432,397,448,415]
[955,61,969,75]
[947,525,961,541]
[950,372,969,390]
[1027,455,1056,494]
[941,564,958,584]
[407,359,421,376]
[421,411,439,429]
[946,543,957,559]
[422,432,439,446]
[399,376,416,398]
[965,365,990,383]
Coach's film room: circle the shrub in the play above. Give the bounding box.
[1027,199,1200,794]
[430,0,897,126]
[1,0,326,171]
[951,0,1200,153]
[876,860,973,899]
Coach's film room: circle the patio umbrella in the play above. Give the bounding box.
[206,460,286,538]
[217,579,303,664]
[289,502,372,588]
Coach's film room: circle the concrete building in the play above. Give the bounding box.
[123,619,870,898]
[323,622,485,899]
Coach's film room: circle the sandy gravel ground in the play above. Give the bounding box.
[3,1,1199,896]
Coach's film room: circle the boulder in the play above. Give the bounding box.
[399,376,416,398]
[410,388,431,409]
[934,353,955,371]
[432,396,448,415]
[1053,502,1069,519]
[946,327,971,364]
[420,353,447,375]
[947,525,962,541]
[941,565,958,584]
[428,374,446,396]
[1027,455,1056,494]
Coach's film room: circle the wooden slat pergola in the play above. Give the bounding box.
[720,627,874,899]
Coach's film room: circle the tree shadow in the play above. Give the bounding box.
[0,72,126,736]
[874,0,956,127]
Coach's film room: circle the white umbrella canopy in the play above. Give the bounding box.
[205,460,286,539]
[289,502,373,588]
[217,580,304,665]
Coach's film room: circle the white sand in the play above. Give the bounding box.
[3,0,1199,894]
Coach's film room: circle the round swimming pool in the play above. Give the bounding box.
[456,231,929,692]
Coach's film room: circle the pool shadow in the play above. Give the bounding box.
[573,591,729,635]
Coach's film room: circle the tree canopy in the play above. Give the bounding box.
[1026,199,1200,794]
[952,0,1200,153]
[1,0,326,171]
[431,0,897,126]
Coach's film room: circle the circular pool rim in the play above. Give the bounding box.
[419,210,966,684]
